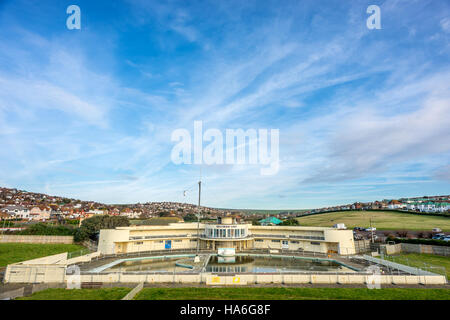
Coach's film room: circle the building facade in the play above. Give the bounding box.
[99,216,356,255]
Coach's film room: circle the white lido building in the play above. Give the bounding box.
[98,216,356,255]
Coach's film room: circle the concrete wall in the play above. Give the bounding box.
[401,243,450,257]
[4,264,67,283]
[0,235,73,244]
[377,243,402,255]
[5,270,446,285]
[66,251,101,265]
[73,272,446,285]
[0,287,25,300]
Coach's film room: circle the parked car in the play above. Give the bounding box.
[442,236,450,242]
[432,228,442,233]
[365,227,376,232]
[432,233,445,240]
[353,227,364,231]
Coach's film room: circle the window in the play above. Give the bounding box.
[290,241,299,244]
[136,242,143,245]
[310,242,320,245]
[175,240,182,242]
[157,240,163,243]
[255,239,264,242]
[190,239,197,242]
[271,240,280,242]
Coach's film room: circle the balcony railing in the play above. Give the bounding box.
[252,234,325,241]
[129,234,189,240]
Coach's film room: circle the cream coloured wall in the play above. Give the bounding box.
[98,229,130,254]
[97,223,356,255]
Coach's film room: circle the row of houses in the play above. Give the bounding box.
[0,205,143,221]
[306,197,450,215]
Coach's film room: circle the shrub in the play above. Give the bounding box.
[386,237,450,247]
[18,223,76,236]
[77,215,129,241]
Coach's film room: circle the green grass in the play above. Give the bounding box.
[17,288,131,300]
[236,209,309,216]
[130,217,183,225]
[382,253,450,280]
[0,243,85,267]
[13,287,450,300]
[296,210,450,231]
[135,287,450,300]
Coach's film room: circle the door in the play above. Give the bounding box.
[165,240,172,249]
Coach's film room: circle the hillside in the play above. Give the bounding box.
[296,210,450,232]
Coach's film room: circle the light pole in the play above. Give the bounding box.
[370,218,375,244]
[195,180,201,263]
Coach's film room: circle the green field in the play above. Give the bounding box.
[13,287,450,300]
[0,243,85,267]
[382,253,450,280]
[17,288,131,300]
[296,211,450,231]
[135,287,450,300]
[235,209,309,216]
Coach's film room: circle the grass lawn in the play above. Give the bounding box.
[135,287,450,300]
[0,243,85,267]
[296,210,450,231]
[382,253,450,280]
[238,209,309,216]
[17,288,131,300]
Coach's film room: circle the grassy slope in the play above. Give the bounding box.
[130,217,182,225]
[0,243,85,267]
[296,210,450,231]
[382,253,450,280]
[238,209,309,216]
[17,288,131,300]
[135,287,450,300]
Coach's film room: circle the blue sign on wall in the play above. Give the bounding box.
[165,240,172,249]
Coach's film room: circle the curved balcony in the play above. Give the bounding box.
[199,234,253,241]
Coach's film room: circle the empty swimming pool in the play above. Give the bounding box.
[205,255,355,273]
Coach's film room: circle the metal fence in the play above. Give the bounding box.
[67,248,93,259]
[381,254,447,277]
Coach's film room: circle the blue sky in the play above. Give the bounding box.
[0,0,449,209]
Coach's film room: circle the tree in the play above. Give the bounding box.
[183,213,198,222]
[280,218,299,226]
[76,215,130,241]
[251,219,261,226]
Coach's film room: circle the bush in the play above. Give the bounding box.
[280,218,300,226]
[77,215,130,241]
[183,213,198,222]
[18,223,76,236]
[386,237,450,247]
[396,230,409,237]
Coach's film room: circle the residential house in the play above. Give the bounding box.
[1,205,30,219]
[30,206,52,221]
